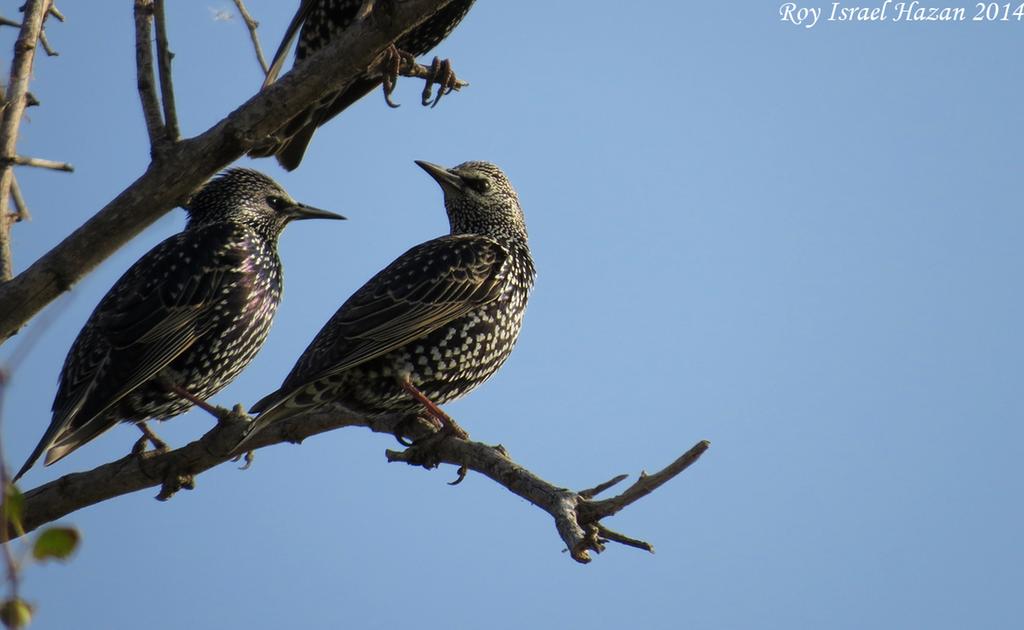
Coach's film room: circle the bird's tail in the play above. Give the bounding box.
[247,77,382,171]
[274,122,318,172]
[13,413,114,481]
[13,430,56,482]
[246,114,316,172]
[234,390,298,452]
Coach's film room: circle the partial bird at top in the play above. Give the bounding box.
[249,0,476,171]
[14,168,344,480]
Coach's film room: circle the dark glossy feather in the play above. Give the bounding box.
[251,234,507,413]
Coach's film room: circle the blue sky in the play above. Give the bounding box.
[2,2,1022,628]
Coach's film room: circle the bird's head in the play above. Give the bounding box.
[415,160,527,241]
[184,168,344,236]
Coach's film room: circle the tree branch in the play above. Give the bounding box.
[8,177,28,223]
[152,0,179,143]
[9,402,708,564]
[0,0,456,342]
[387,434,710,562]
[133,0,164,149]
[0,155,73,172]
[232,0,269,75]
[0,0,52,282]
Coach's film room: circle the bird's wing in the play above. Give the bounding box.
[287,234,508,389]
[263,0,319,86]
[51,230,244,437]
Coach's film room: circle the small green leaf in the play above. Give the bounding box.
[0,598,33,629]
[32,526,80,562]
[1,484,25,537]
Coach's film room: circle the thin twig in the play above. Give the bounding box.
[595,524,655,553]
[580,441,711,522]
[47,4,65,22]
[38,29,57,56]
[9,177,28,222]
[133,0,164,149]
[0,0,52,282]
[578,473,628,500]
[152,0,179,142]
[232,0,269,75]
[0,16,20,28]
[0,155,73,172]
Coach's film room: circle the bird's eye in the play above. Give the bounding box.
[466,178,490,194]
[266,195,288,211]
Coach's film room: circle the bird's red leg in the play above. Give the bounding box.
[399,378,469,440]
[159,375,231,423]
[132,421,169,455]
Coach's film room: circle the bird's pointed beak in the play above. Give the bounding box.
[415,160,463,193]
[286,203,346,221]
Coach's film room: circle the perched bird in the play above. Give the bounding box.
[240,160,534,446]
[249,0,476,171]
[14,169,344,480]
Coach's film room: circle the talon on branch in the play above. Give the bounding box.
[376,47,469,109]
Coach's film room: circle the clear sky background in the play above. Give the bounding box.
[2,1,1021,628]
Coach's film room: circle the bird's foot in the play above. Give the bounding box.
[380,44,418,108]
[132,422,195,497]
[162,378,231,422]
[231,449,256,470]
[132,421,170,456]
[156,469,196,502]
[396,430,468,485]
[391,413,437,446]
[420,56,459,108]
[398,380,470,440]
[394,381,470,484]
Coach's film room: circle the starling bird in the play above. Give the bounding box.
[249,0,476,171]
[14,169,344,480]
[239,160,534,446]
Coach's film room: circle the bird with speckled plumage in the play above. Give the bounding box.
[238,160,534,447]
[249,0,476,171]
[14,168,344,480]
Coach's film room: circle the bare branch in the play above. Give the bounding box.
[232,0,269,75]
[0,0,53,282]
[47,4,65,22]
[387,434,710,562]
[0,16,20,29]
[11,408,384,534]
[152,0,180,142]
[9,177,28,223]
[38,29,57,56]
[133,0,164,149]
[0,155,73,172]
[0,0,455,341]
[578,473,628,500]
[580,441,711,522]
[8,400,708,564]
[594,524,655,553]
